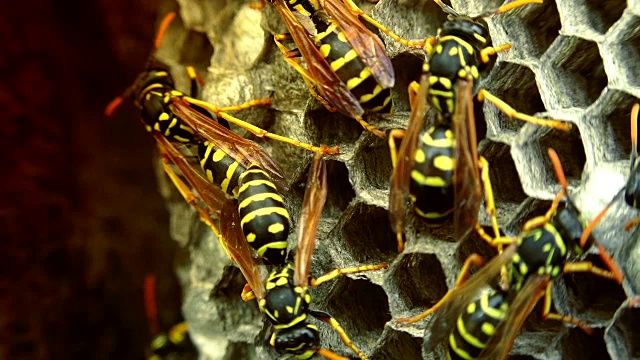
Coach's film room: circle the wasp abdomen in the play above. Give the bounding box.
[313,19,393,114]
[197,141,245,196]
[238,165,290,265]
[448,290,509,360]
[410,125,456,225]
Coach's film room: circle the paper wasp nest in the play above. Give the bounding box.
[156,0,640,358]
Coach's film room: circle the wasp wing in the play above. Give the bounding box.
[154,134,267,300]
[321,0,395,88]
[294,152,328,287]
[452,78,483,240]
[170,99,288,192]
[272,0,365,118]
[478,276,549,360]
[389,73,430,240]
[425,244,517,351]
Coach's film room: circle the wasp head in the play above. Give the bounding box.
[440,17,489,50]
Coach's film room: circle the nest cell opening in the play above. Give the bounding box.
[597,90,640,162]
[482,62,546,136]
[496,0,561,59]
[353,142,393,191]
[456,227,500,269]
[606,305,640,359]
[325,278,390,346]
[614,15,640,89]
[481,140,527,206]
[372,329,422,360]
[387,252,447,311]
[339,203,398,263]
[539,125,587,189]
[560,327,610,360]
[547,36,608,108]
[305,108,364,146]
[389,52,426,114]
[579,0,626,35]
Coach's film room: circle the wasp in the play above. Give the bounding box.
[388,0,571,252]
[397,148,624,360]
[241,151,388,360]
[253,0,419,138]
[106,12,339,264]
[143,274,197,360]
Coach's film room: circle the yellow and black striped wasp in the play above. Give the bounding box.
[241,151,388,360]
[143,274,196,360]
[106,12,337,155]
[105,12,339,264]
[252,0,415,138]
[388,0,571,252]
[397,148,624,359]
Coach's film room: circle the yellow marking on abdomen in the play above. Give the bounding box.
[330,49,358,71]
[315,24,338,42]
[257,242,288,257]
[241,207,290,226]
[434,155,455,171]
[457,316,485,349]
[220,161,240,193]
[480,295,507,320]
[411,170,446,187]
[346,68,372,90]
[238,193,285,210]
[360,84,383,103]
[238,180,277,193]
[319,44,331,58]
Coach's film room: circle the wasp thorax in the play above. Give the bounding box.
[552,204,590,254]
[440,18,488,49]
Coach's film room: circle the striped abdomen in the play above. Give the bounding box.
[426,36,480,120]
[313,17,393,114]
[138,82,196,143]
[410,124,456,225]
[237,165,290,265]
[198,141,246,196]
[447,289,509,360]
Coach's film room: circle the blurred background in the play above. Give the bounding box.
[0,1,185,358]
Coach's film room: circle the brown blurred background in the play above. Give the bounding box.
[0,1,185,358]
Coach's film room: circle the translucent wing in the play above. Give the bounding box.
[452,78,483,240]
[294,152,328,287]
[478,276,549,360]
[321,0,395,88]
[154,134,266,300]
[170,99,288,192]
[272,0,365,118]
[389,73,430,242]
[425,244,517,351]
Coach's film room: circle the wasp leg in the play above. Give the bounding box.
[541,281,593,334]
[340,0,427,49]
[310,263,388,287]
[477,89,571,131]
[274,33,338,112]
[479,43,512,64]
[396,254,485,325]
[311,310,368,360]
[168,322,189,344]
[475,156,514,250]
[241,283,256,302]
[183,97,340,155]
[564,257,623,283]
[495,0,543,14]
[389,129,407,252]
[522,191,565,231]
[625,216,640,231]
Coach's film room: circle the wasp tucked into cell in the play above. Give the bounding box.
[254,0,416,138]
[240,151,388,360]
[623,104,640,231]
[388,0,571,252]
[397,148,624,360]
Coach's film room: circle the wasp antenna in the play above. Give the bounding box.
[631,103,639,159]
[579,202,611,248]
[594,243,625,284]
[155,12,177,50]
[433,0,459,17]
[105,96,125,117]
[548,148,568,192]
[143,274,160,336]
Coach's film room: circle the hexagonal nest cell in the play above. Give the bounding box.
[140,0,640,359]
